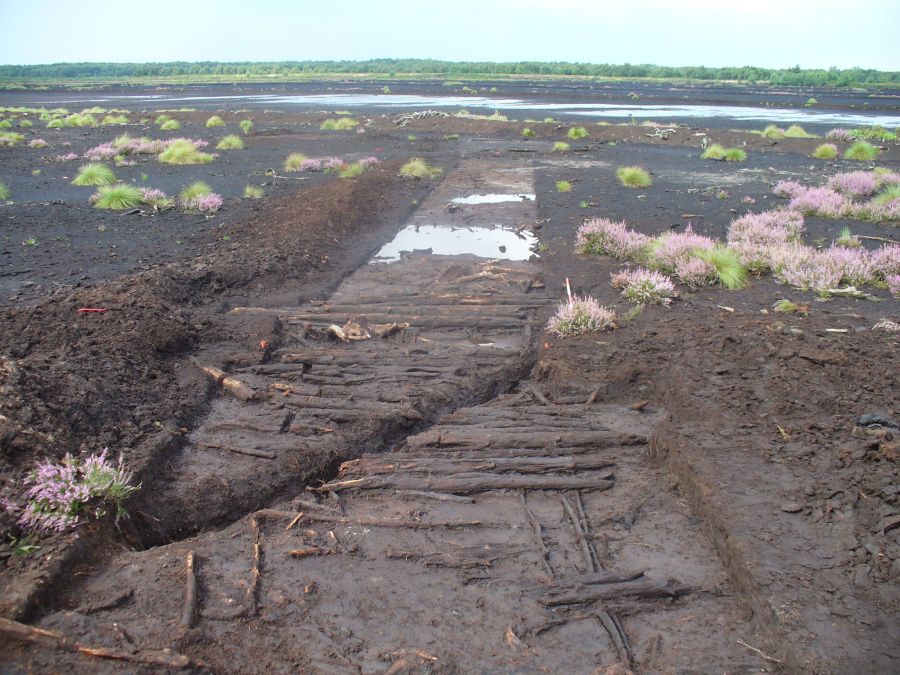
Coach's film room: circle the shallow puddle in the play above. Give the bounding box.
[371,224,537,263]
[451,193,535,205]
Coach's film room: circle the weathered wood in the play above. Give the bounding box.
[339,455,615,478]
[407,429,636,450]
[191,358,256,401]
[288,547,323,558]
[562,494,597,574]
[537,570,645,594]
[194,441,277,459]
[524,383,551,406]
[180,552,198,629]
[540,577,691,607]
[520,491,554,577]
[0,617,193,669]
[254,508,484,530]
[313,471,615,495]
[575,491,602,571]
[287,316,524,329]
[394,490,476,503]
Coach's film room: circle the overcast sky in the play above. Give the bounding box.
[1,0,897,70]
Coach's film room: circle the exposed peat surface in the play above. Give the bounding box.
[0,82,898,673]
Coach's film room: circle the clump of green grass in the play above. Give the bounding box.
[723,148,747,162]
[773,299,808,314]
[695,246,748,289]
[443,134,459,140]
[101,115,129,125]
[206,115,226,128]
[18,119,33,128]
[835,226,861,248]
[556,180,572,192]
[521,127,535,138]
[0,131,25,145]
[761,125,785,140]
[0,181,10,200]
[239,119,253,135]
[567,126,588,140]
[873,184,900,205]
[154,114,171,125]
[283,152,307,171]
[47,118,64,129]
[407,134,417,141]
[339,162,365,178]
[71,163,117,186]
[805,97,817,106]
[552,141,570,152]
[701,143,727,159]
[616,166,652,188]
[320,118,358,131]
[243,184,264,199]
[216,134,245,150]
[844,141,879,161]
[179,181,212,205]
[487,111,508,122]
[784,125,816,138]
[0,120,11,129]
[159,119,181,131]
[93,183,143,210]
[812,143,838,160]
[399,158,441,179]
[158,139,213,165]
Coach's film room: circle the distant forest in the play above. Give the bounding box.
[0,60,897,87]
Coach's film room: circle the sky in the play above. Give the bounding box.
[1,0,897,70]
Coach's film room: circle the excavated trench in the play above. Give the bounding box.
[6,157,774,673]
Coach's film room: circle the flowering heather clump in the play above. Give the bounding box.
[775,252,844,293]
[17,448,140,534]
[55,152,78,161]
[546,295,616,337]
[823,246,876,286]
[828,171,878,197]
[194,193,223,214]
[83,143,118,161]
[611,268,677,306]
[826,128,852,142]
[575,218,651,261]
[29,138,47,148]
[741,196,756,205]
[649,225,715,271]
[873,319,900,333]
[788,187,847,218]
[299,158,323,172]
[874,171,900,188]
[322,156,345,171]
[358,156,380,167]
[773,180,805,199]
[871,245,900,278]
[886,274,900,298]
[674,257,718,288]
[138,187,174,209]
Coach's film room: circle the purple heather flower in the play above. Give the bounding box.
[649,225,715,271]
[825,128,852,142]
[773,180,806,199]
[83,143,118,161]
[299,158,323,172]
[29,138,47,148]
[546,295,616,337]
[741,196,756,205]
[611,268,677,306]
[55,152,78,161]
[358,156,380,167]
[871,244,900,277]
[828,171,878,197]
[823,245,876,286]
[192,193,223,214]
[774,253,843,293]
[575,218,651,260]
[322,156,345,170]
[886,274,900,298]
[675,257,718,288]
[788,187,848,218]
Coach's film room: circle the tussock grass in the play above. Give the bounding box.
[0,120,11,129]
[761,125,785,139]
[101,115,129,125]
[0,131,26,145]
[556,180,572,192]
[696,246,748,289]
[812,143,838,160]
[521,128,535,138]
[205,115,226,128]
[773,299,806,314]
[567,126,588,140]
[552,141,570,152]
[399,158,441,179]
[216,134,245,150]
[18,120,33,128]
[873,184,900,205]
[93,183,143,210]
[154,114,171,125]
[0,181,9,200]
[616,166,652,188]
[320,118,358,131]
[283,152,307,171]
[723,148,747,162]
[339,162,365,178]
[243,184,264,199]
[844,141,879,161]
[71,163,116,186]
[179,181,212,205]
[784,125,816,138]
[159,119,182,131]
[158,139,213,165]
[239,120,253,134]
[701,143,727,159]
[47,118,64,128]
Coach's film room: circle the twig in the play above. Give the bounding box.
[736,638,784,664]
[858,235,899,245]
[180,551,198,629]
[246,516,262,616]
[520,490,554,577]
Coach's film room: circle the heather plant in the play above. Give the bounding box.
[358,156,379,167]
[138,188,174,210]
[159,119,182,131]
[826,128,852,142]
[92,183,143,210]
[552,141,570,152]
[871,244,900,278]
[299,158,323,172]
[72,163,117,186]
[283,152,308,171]
[784,125,816,138]
[243,184,264,199]
[695,246,749,289]
[239,119,253,134]
[556,180,572,192]
[648,225,716,272]
[700,143,727,160]
[192,193,223,214]
[674,257,718,288]
[887,274,900,298]
[567,126,588,140]
[761,125,785,139]
[829,171,877,197]
[399,158,441,179]
[775,252,843,293]
[723,148,747,162]
[180,182,222,213]
[17,448,140,534]
[616,166,652,188]
[844,141,879,161]
[575,218,651,260]
[824,245,877,286]
[29,138,47,148]
[158,139,213,165]
[812,143,838,160]
[179,180,212,205]
[0,181,9,200]
[83,142,118,161]
[788,186,847,218]
[772,180,806,199]
[546,295,616,337]
[611,268,678,305]
[727,209,805,272]
[216,134,245,150]
[206,115,226,127]
[320,118,358,131]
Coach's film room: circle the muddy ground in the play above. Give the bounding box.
[0,82,898,673]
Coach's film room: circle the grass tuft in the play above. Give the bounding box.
[761,125,785,140]
[339,162,365,178]
[873,184,900,205]
[701,143,727,159]
[723,148,747,162]
[695,246,749,289]
[206,115,226,128]
[521,127,535,138]
[159,119,181,131]
[399,158,442,179]
[0,181,9,200]
[552,141,570,152]
[812,143,838,160]
[616,166,652,188]
[320,118,358,131]
[93,183,143,210]
[101,115,129,125]
[556,180,572,192]
[773,299,807,314]
[283,152,307,171]
[179,181,212,205]
[71,163,117,186]
[843,141,879,161]
[216,134,245,150]
[239,119,253,134]
[243,184,264,199]
[158,139,213,165]
[567,126,588,140]
[784,125,816,138]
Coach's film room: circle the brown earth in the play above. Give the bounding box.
[0,87,898,673]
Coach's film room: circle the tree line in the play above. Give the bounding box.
[0,60,897,87]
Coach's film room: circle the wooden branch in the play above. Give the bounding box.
[406,429,635,450]
[520,491,554,577]
[252,508,483,530]
[394,489,476,503]
[288,547,323,558]
[194,441,277,459]
[561,494,597,574]
[313,471,615,495]
[524,383,551,406]
[540,577,691,607]
[339,455,615,478]
[190,358,255,401]
[247,516,262,616]
[597,611,634,667]
[0,617,193,669]
[180,551,198,629]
